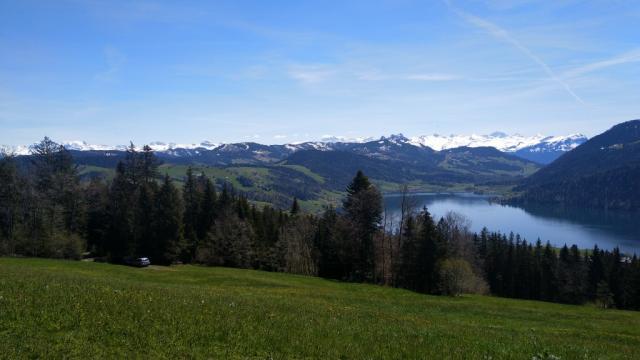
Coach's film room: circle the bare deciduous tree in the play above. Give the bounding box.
[278,216,318,276]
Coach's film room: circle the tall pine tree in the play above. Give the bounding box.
[343,170,382,282]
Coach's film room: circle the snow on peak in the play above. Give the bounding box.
[523,133,587,153]
[1,132,588,157]
[1,139,221,155]
[62,141,115,152]
[320,135,375,143]
[141,141,220,152]
[0,144,31,156]
[408,133,550,152]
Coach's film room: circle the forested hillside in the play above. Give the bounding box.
[7,135,541,210]
[1,138,639,310]
[516,120,640,210]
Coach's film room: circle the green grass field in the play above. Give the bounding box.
[1,258,639,359]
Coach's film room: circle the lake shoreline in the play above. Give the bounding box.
[383,193,640,254]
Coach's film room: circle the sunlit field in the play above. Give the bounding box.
[1,258,639,359]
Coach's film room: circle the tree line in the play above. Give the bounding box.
[1,138,639,310]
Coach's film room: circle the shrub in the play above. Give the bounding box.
[438,258,488,296]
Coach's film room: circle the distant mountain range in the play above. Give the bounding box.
[2,132,549,209]
[1,132,587,165]
[515,120,640,210]
[4,122,639,212]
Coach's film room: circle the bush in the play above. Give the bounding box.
[48,233,85,260]
[438,258,488,296]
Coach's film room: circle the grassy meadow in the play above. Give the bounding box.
[1,258,639,359]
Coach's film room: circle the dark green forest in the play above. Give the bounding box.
[1,138,639,310]
[516,120,640,210]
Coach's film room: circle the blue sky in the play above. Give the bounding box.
[1,0,639,146]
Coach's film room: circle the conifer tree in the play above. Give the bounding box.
[343,170,382,282]
[609,247,626,308]
[628,255,640,310]
[124,142,140,186]
[314,206,344,279]
[28,137,84,257]
[105,161,135,259]
[290,197,300,215]
[139,145,160,184]
[419,209,443,293]
[197,175,217,240]
[84,178,109,255]
[0,154,21,255]
[218,182,232,209]
[182,167,202,260]
[588,245,605,299]
[540,241,558,301]
[134,182,156,256]
[557,244,586,304]
[153,175,184,264]
[398,215,418,289]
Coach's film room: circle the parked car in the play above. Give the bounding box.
[123,257,151,267]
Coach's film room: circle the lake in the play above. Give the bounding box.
[383,193,640,254]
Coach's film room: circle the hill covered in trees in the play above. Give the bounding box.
[515,120,640,210]
[6,135,540,210]
[1,138,639,311]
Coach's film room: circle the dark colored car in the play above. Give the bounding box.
[123,257,151,267]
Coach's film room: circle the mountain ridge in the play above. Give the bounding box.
[1,132,587,164]
[2,133,543,210]
[514,119,640,210]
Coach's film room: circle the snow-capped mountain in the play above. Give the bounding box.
[409,132,556,152]
[319,135,376,143]
[1,141,127,155]
[1,132,587,164]
[323,132,587,154]
[0,140,221,156]
[406,132,586,163]
[146,141,220,152]
[519,134,586,153]
[62,141,127,152]
[0,144,31,156]
[513,134,587,164]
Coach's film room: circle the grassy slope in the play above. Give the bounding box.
[1,258,639,359]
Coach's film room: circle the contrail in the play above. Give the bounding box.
[445,0,586,104]
[563,49,640,78]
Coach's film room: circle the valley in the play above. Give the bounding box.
[25,133,554,211]
[3,2,639,358]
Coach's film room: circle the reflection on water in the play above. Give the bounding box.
[383,193,640,254]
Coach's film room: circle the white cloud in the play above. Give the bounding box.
[288,64,336,84]
[273,134,287,139]
[355,70,387,81]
